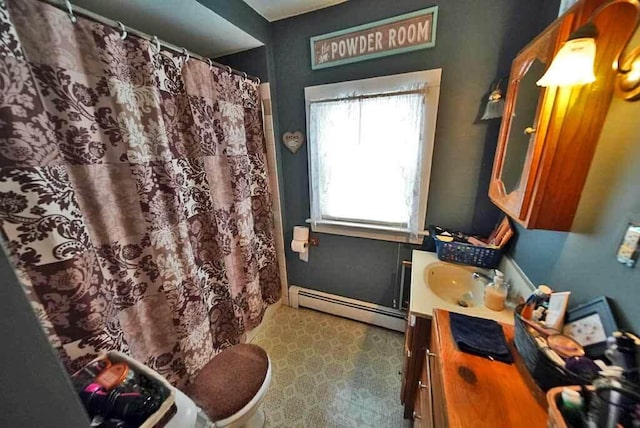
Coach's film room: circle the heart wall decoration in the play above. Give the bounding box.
[282,131,305,153]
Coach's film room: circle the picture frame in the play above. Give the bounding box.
[562,296,617,359]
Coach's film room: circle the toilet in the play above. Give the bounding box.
[166,344,272,428]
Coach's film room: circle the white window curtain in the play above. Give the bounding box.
[308,86,426,236]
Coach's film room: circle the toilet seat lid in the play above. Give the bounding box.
[186,344,269,421]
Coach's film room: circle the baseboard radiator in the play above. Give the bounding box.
[288,286,406,332]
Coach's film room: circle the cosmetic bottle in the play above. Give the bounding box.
[521,285,552,320]
[484,271,508,311]
[560,388,584,428]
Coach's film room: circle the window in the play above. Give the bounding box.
[305,69,441,242]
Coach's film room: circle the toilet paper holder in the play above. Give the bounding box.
[291,226,318,262]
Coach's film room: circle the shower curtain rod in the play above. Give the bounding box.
[35,0,261,83]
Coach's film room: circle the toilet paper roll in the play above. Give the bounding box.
[291,240,308,254]
[293,226,309,241]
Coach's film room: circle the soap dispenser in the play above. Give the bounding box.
[484,270,508,311]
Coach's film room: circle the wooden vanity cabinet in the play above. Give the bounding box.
[489,0,640,231]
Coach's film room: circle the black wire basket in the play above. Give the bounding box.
[514,306,591,391]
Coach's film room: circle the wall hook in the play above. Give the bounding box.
[65,0,77,23]
[117,21,127,40]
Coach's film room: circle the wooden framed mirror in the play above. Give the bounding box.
[488,16,572,225]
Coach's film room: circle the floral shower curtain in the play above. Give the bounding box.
[0,0,280,386]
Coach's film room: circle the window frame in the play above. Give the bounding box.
[304,69,442,243]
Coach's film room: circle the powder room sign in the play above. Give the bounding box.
[310,7,438,70]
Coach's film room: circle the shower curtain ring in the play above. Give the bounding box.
[255,77,261,85]
[226,66,232,74]
[182,47,190,62]
[152,36,161,54]
[117,21,127,40]
[208,58,213,70]
[242,72,248,79]
[65,0,77,23]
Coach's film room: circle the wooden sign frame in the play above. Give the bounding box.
[310,7,438,70]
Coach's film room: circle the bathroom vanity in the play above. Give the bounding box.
[411,309,548,427]
[401,251,545,426]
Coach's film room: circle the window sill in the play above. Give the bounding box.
[306,219,428,244]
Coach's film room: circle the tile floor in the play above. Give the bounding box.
[252,305,412,427]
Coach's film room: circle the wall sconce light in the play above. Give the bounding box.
[481,78,506,120]
[536,23,598,87]
[536,0,640,100]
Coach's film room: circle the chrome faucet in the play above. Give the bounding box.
[472,270,510,294]
[472,271,493,282]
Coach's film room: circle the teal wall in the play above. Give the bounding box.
[217,46,270,83]
[270,0,553,307]
[195,0,271,44]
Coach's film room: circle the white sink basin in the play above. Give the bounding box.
[409,251,515,325]
[424,262,486,308]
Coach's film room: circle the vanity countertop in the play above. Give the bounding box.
[410,250,515,324]
[432,308,548,427]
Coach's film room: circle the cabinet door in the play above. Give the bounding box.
[489,15,572,225]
